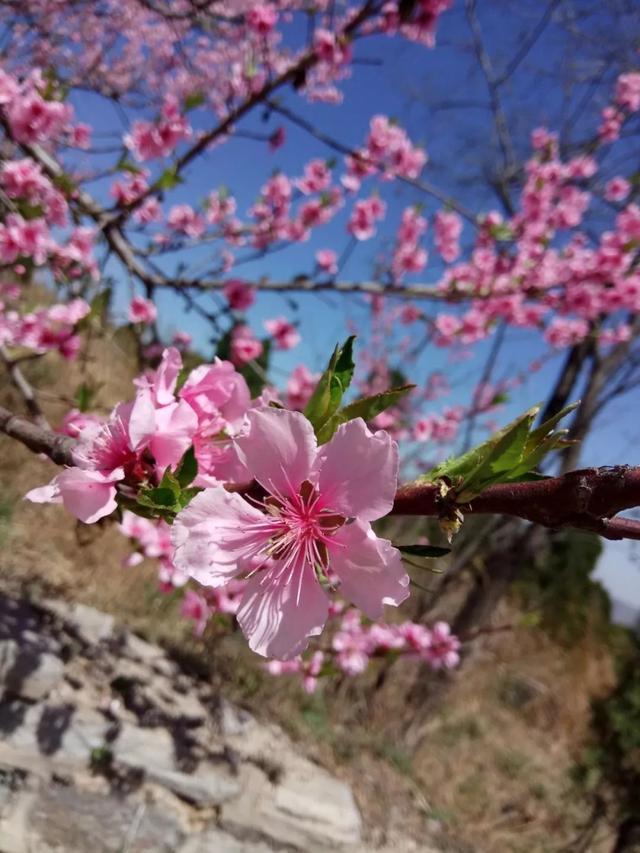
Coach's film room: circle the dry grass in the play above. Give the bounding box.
[0,334,620,852]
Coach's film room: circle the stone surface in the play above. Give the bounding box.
[43,600,115,646]
[0,641,65,701]
[178,828,277,853]
[0,591,442,852]
[222,762,362,852]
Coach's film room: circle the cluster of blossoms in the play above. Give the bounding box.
[598,72,640,143]
[266,608,460,693]
[124,95,192,162]
[27,347,415,661]
[391,206,428,281]
[344,115,427,192]
[0,295,89,358]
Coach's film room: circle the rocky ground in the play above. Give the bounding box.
[0,591,442,853]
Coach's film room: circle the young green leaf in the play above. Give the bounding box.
[316,384,414,444]
[304,336,356,439]
[175,445,198,488]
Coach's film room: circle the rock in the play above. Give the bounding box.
[5,779,185,852]
[113,722,239,806]
[124,633,177,677]
[221,762,362,851]
[0,640,65,701]
[42,599,115,645]
[0,702,110,775]
[178,828,277,853]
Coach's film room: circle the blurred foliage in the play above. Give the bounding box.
[575,641,640,838]
[513,530,618,646]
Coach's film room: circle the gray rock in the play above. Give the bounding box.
[42,599,115,645]
[0,703,110,775]
[178,828,277,853]
[113,722,239,806]
[124,633,177,676]
[26,782,184,852]
[0,640,64,701]
[221,762,362,851]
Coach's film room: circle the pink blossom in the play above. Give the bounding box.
[286,365,319,410]
[615,72,640,113]
[313,29,351,66]
[347,197,386,241]
[230,324,263,364]
[422,621,460,669]
[604,177,631,202]
[315,248,338,275]
[268,126,286,151]
[26,468,121,524]
[125,96,191,161]
[171,409,409,658]
[264,317,300,350]
[179,359,250,432]
[544,317,589,348]
[434,210,462,263]
[129,295,157,325]
[180,589,211,636]
[167,204,205,238]
[223,279,255,310]
[246,4,278,35]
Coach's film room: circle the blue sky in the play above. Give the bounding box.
[63,2,640,606]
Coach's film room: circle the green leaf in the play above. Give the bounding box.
[523,402,579,456]
[138,487,178,509]
[52,172,77,196]
[316,384,414,444]
[117,158,144,175]
[420,402,576,503]
[156,167,183,191]
[397,544,451,558]
[183,91,205,111]
[333,335,356,397]
[177,486,202,508]
[304,337,356,440]
[74,382,94,413]
[175,445,198,488]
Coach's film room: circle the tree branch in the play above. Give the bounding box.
[2,403,638,540]
[0,405,75,466]
[392,466,640,540]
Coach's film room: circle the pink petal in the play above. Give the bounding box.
[235,408,316,496]
[56,468,119,523]
[25,482,62,505]
[150,400,198,470]
[314,418,398,521]
[117,391,156,451]
[329,520,409,619]
[237,562,328,659]
[154,347,182,406]
[171,487,266,588]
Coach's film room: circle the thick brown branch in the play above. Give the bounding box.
[0,405,75,466]
[393,466,640,540]
[1,405,638,541]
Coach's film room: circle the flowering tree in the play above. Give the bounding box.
[0,0,639,690]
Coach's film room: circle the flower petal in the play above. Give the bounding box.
[314,418,398,521]
[25,482,62,505]
[154,347,182,406]
[237,562,328,659]
[330,520,409,619]
[235,408,316,496]
[172,487,266,588]
[150,400,198,470]
[55,468,120,524]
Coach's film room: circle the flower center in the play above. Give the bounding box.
[262,479,346,570]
